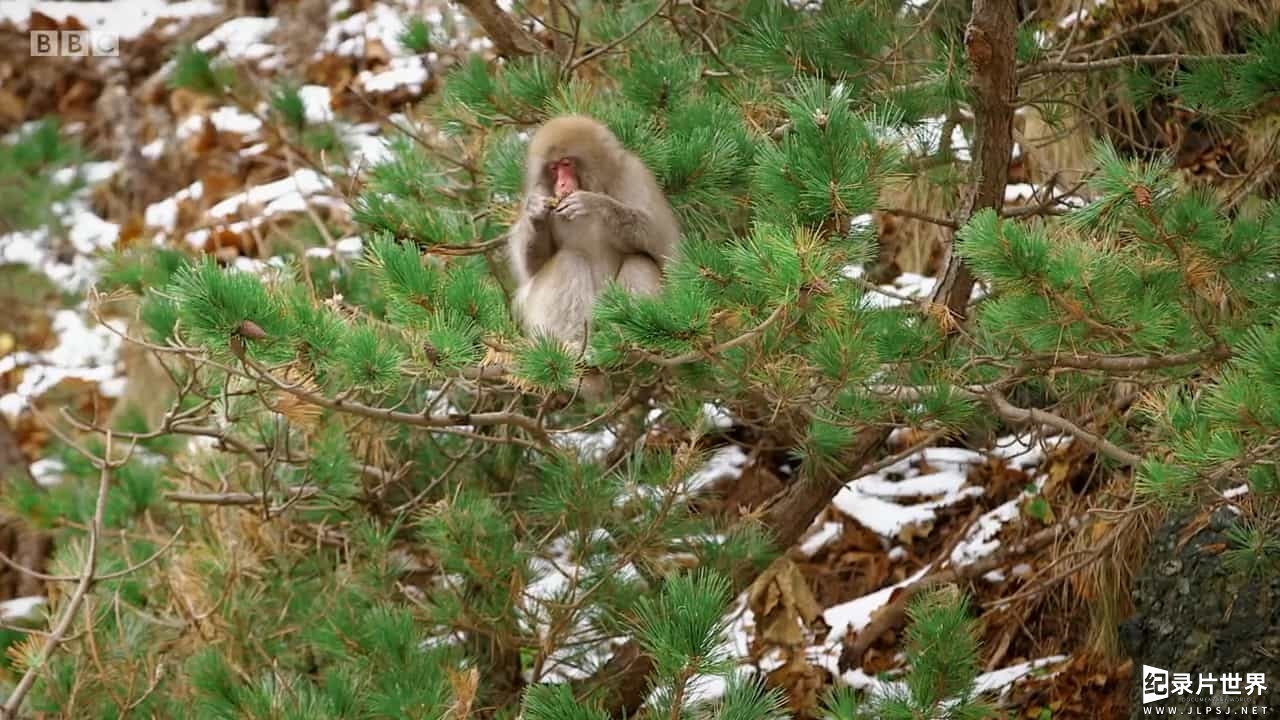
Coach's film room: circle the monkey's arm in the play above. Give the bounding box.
[508,194,556,282]
[554,191,678,264]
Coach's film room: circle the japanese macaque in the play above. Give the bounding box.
[508,116,681,345]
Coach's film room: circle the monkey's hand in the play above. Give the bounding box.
[525,192,556,223]
[554,191,614,222]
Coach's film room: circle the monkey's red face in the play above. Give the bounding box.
[547,157,579,199]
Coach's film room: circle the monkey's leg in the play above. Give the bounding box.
[514,251,602,346]
[615,254,662,296]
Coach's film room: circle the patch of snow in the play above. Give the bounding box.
[346,129,393,168]
[989,432,1070,469]
[555,428,617,462]
[144,181,203,231]
[0,309,123,418]
[687,445,749,493]
[29,458,64,487]
[140,138,166,160]
[305,236,366,260]
[977,655,1069,693]
[855,468,969,498]
[0,596,46,623]
[51,161,118,186]
[208,106,264,136]
[799,521,843,556]
[1057,1,1107,31]
[317,2,411,58]
[195,16,279,62]
[298,85,334,124]
[208,169,333,219]
[951,498,1021,567]
[822,565,932,645]
[357,56,431,94]
[701,403,735,429]
[66,208,119,254]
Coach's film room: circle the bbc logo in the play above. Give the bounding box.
[30,31,120,57]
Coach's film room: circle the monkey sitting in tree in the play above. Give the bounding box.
[507,116,681,346]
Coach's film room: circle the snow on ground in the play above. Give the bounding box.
[208,168,333,219]
[831,446,986,540]
[144,181,204,232]
[0,596,47,624]
[0,159,121,292]
[0,308,125,421]
[194,16,279,65]
[358,56,432,94]
[0,0,220,40]
[28,458,65,487]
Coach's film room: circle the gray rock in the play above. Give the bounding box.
[1121,510,1279,718]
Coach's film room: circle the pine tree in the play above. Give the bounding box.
[4,0,1280,717]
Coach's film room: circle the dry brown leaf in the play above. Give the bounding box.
[749,558,822,649]
[766,655,827,713]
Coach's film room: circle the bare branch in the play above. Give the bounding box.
[986,391,1142,467]
[164,487,319,507]
[455,0,546,58]
[1020,53,1245,81]
[879,206,959,230]
[1020,346,1230,372]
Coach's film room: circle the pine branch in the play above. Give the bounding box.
[869,383,1142,466]
[0,527,182,583]
[456,0,547,58]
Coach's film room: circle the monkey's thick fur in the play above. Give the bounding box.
[508,116,681,346]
